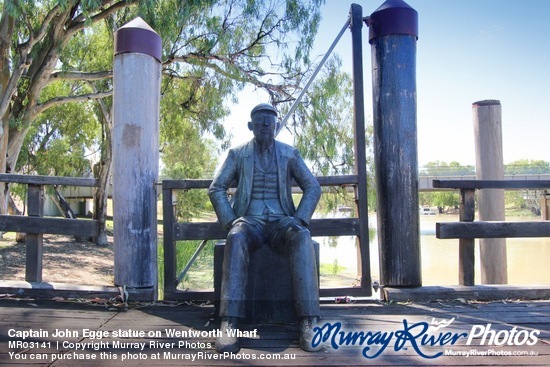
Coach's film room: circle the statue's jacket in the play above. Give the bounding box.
[209,140,321,230]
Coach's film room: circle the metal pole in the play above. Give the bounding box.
[113,18,161,299]
[369,0,421,287]
[277,20,350,136]
[473,100,508,284]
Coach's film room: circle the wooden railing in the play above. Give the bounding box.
[0,174,99,283]
[161,175,372,301]
[433,179,550,286]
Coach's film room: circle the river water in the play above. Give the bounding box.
[318,214,550,287]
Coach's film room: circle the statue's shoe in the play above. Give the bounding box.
[216,317,240,353]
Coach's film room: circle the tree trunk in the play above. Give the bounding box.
[93,160,112,246]
[0,36,11,239]
[7,194,26,242]
[93,114,113,247]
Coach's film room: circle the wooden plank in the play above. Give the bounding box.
[319,286,371,297]
[166,287,371,301]
[162,179,213,190]
[0,298,549,367]
[1,298,548,367]
[0,215,99,237]
[0,173,98,187]
[0,281,121,300]
[173,218,360,241]
[383,285,550,303]
[173,221,226,241]
[162,175,359,190]
[436,221,550,239]
[433,179,550,190]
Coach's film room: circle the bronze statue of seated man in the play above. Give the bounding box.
[208,103,322,353]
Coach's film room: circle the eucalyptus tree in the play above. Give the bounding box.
[285,56,376,212]
[0,0,324,244]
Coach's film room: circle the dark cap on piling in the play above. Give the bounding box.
[114,17,162,62]
[473,100,501,107]
[367,0,418,43]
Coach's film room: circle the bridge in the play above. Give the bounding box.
[54,174,550,199]
[419,173,550,191]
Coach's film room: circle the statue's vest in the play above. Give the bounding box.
[246,150,285,216]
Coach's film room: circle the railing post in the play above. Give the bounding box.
[473,100,507,284]
[113,18,162,299]
[162,185,177,295]
[459,189,475,285]
[26,184,44,282]
[542,193,550,220]
[350,3,371,292]
[369,0,421,286]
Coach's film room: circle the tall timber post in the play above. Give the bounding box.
[473,100,508,284]
[368,0,421,287]
[113,17,161,299]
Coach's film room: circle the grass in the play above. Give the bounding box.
[319,261,347,276]
[505,207,540,218]
[157,239,215,300]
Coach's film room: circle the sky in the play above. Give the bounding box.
[222,0,550,167]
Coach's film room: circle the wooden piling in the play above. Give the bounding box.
[112,18,161,297]
[369,0,421,287]
[473,100,508,284]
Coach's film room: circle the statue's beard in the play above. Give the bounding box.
[255,135,274,150]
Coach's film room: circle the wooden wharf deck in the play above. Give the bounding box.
[1,298,548,366]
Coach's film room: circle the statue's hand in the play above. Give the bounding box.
[227,217,242,230]
[277,216,307,229]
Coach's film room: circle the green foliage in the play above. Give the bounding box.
[421,159,550,215]
[160,103,217,221]
[432,191,460,210]
[290,56,354,176]
[3,0,326,165]
[157,239,214,297]
[505,159,550,174]
[320,261,345,276]
[505,190,525,209]
[2,0,332,238]
[420,161,475,176]
[504,186,543,217]
[284,55,376,213]
[418,192,433,207]
[62,21,113,72]
[419,191,459,212]
[18,83,100,176]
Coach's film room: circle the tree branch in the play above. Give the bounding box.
[66,0,138,38]
[86,81,111,129]
[28,5,63,51]
[0,60,30,121]
[170,53,298,100]
[30,90,113,116]
[50,70,113,82]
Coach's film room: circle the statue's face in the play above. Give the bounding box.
[249,112,277,145]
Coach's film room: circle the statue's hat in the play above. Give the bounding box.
[250,103,277,117]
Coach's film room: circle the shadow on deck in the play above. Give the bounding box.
[0,297,548,366]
